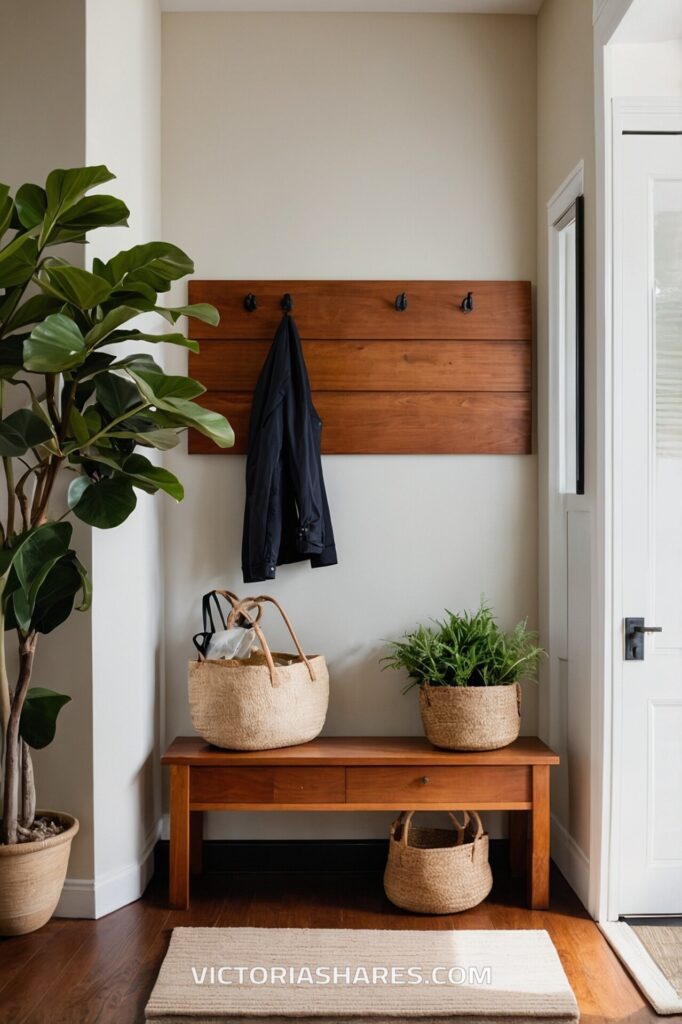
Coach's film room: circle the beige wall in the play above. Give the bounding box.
[0,0,95,883]
[536,0,595,905]
[161,12,538,840]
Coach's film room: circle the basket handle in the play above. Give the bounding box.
[226,594,316,688]
[391,810,472,847]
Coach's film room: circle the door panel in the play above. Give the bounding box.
[619,134,682,914]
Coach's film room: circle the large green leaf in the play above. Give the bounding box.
[95,372,141,418]
[24,313,86,372]
[121,454,184,499]
[0,335,27,378]
[130,369,205,402]
[107,427,181,451]
[0,233,38,287]
[10,522,72,594]
[84,305,140,346]
[70,475,137,529]
[126,369,232,445]
[0,409,54,457]
[15,184,47,230]
[4,293,64,332]
[34,554,89,633]
[2,523,74,630]
[160,401,235,448]
[58,194,129,232]
[103,242,194,292]
[42,165,115,242]
[73,351,116,381]
[20,687,71,749]
[105,328,200,352]
[0,185,14,239]
[40,265,112,309]
[155,302,219,327]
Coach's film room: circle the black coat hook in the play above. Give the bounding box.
[395,292,408,312]
[460,291,474,313]
[281,293,294,313]
[243,293,258,313]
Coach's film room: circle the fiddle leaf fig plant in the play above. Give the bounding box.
[0,165,234,846]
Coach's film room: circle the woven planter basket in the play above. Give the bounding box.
[419,682,521,751]
[384,810,492,914]
[189,593,328,751]
[0,812,78,936]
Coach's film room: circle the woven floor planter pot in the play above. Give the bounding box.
[419,682,522,751]
[0,811,78,936]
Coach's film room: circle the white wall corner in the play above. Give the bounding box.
[55,818,162,920]
[551,813,590,910]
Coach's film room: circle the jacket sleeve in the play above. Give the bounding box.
[283,317,337,564]
[241,321,289,583]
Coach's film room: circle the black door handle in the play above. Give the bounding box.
[625,617,663,660]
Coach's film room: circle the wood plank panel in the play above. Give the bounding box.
[188,280,531,342]
[346,765,531,805]
[188,391,532,455]
[189,339,531,393]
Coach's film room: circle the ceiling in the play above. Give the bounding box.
[160,1,543,13]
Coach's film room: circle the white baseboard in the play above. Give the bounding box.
[55,818,162,920]
[551,813,590,909]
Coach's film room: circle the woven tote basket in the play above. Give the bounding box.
[419,682,522,751]
[384,810,493,914]
[188,592,329,751]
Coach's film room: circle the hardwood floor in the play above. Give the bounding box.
[0,863,675,1024]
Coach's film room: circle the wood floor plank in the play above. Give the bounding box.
[6,864,666,1024]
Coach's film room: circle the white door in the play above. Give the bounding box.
[618,130,682,915]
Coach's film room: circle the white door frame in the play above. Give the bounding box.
[598,96,682,922]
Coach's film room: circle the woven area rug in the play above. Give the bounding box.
[631,926,682,997]
[145,927,578,1023]
[600,921,682,1015]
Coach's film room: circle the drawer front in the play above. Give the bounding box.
[273,767,345,804]
[346,765,531,806]
[190,767,273,804]
[190,766,345,805]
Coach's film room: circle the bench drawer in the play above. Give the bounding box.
[346,765,531,806]
[190,766,345,806]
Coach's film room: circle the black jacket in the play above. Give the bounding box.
[242,314,337,583]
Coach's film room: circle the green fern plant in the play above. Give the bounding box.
[383,602,544,693]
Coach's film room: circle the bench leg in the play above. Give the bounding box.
[190,810,204,876]
[170,764,190,909]
[509,810,527,879]
[529,765,550,909]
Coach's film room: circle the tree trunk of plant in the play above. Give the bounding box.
[0,598,9,743]
[20,741,36,830]
[2,633,37,845]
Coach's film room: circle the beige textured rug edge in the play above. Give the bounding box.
[146,927,579,1022]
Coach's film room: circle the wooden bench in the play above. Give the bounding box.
[162,736,559,911]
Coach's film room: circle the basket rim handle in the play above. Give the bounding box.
[391,810,482,847]
[226,594,316,687]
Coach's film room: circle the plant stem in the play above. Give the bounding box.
[3,457,15,539]
[20,741,35,829]
[2,632,37,845]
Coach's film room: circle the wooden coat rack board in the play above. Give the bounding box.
[187,280,532,455]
